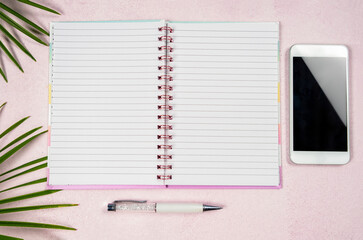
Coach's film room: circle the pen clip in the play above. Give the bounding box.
[113,200,147,203]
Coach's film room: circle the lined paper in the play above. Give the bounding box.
[167,22,280,186]
[48,20,166,186]
[48,20,280,188]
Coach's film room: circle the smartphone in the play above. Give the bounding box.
[289,44,350,164]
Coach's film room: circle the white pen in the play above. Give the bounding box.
[107,200,222,213]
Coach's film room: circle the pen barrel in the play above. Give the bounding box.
[156,203,203,213]
[112,203,156,212]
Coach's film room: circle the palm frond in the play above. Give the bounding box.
[0,116,29,139]
[0,42,24,74]
[0,41,23,72]
[17,0,60,15]
[0,1,58,82]
[0,178,47,193]
[0,221,76,230]
[0,156,47,177]
[0,126,42,152]
[0,2,49,36]
[0,234,22,240]
[0,11,47,46]
[0,190,61,205]
[0,163,47,184]
[0,103,77,236]
[0,130,47,165]
[0,67,7,82]
[0,204,78,214]
[0,102,6,110]
[0,24,36,61]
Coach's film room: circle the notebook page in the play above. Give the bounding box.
[48,20,166,186]
[167,22,280,186]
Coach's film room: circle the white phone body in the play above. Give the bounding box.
[289,44,350,164]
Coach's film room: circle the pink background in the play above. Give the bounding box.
[1,0,363,239]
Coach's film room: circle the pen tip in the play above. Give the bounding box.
[203,205,223,211]
[108,203,116,211]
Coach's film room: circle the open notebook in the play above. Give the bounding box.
[47,20,281,189]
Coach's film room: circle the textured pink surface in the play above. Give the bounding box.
[1,0,363,239]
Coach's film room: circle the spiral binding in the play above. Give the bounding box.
[158,115,173,120]
[157,145,172,149]
[158,36,173,42]
[158,95,173,100]
[157,165,173,169]
[157,135,173,139]
[157,24,174,181]
[158,65,173,71]
[158,56,173,62]
[157,125,173,130]
[158,26,174,33]
[158,75,173,81]
[158,105,173,110]
[158,46,173,52]
[157,175,172,180]
[158,85,173,91]
[157,155,173,159]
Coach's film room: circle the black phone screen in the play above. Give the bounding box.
[293,57,347,151]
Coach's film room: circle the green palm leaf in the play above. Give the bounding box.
[0,178,47,193]
[0,126,42,152]
[0,116,29,139]
[0,221,76,230]
[17,0,60,15]
[0,190,61,205]
[0,234,22,240]
[0,24,36,61]
[0,102,6,110]
[0,104,77,237]
[0,11,47,46]
[0,130,47,165]
[0,67,7,82]
[0,41,23,72]
[0,163,47,184]
[0,3,49,36]
[0,156,47,177]
[0,204,78,214]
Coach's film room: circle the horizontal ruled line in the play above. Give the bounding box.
[51,166,277,170]
[175,154,277,156]
[52,72,159,74]
[174,36,278,39]
[52,84,160,86]
[52,109,277,113]
[51,52,158,55]
[50,173,278,176]
[52,78,156,80]
[174,67,278,70]
[53,40,159,43]
[171,73,278,76]
[53,66,158,68]
[53,59,157,61]
[50,160,277,163]
[52,121,162,124]
[53,46,157,49]
[176,48,277,51]
[174,42,277,45]
[51,116,276,119]
[54,28,157,30]
[175,30,278,33]
[174,54,277,58]
[52,91,276,94]
[54,34,159,37]
[50,140,277,143]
